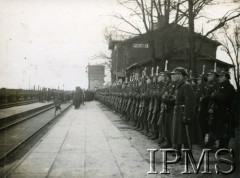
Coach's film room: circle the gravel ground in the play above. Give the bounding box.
[98,102,240,178]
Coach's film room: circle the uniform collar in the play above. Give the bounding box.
[177,78,187,88]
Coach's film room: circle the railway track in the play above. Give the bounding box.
[0,102,72,167]
[0,99,39,109]
[0,102,54,129]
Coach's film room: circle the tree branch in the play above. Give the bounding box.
[205,11,240,37]
[113,14,143,34]
[112,26,140,36]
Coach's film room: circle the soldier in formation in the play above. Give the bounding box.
[95,63,237,150]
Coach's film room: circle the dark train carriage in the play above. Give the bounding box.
[0,88,21,102]
[7,89,18,102]
[18,89,26,100]
[0,88,7,103]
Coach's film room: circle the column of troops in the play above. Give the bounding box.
[95,65,237,151]
[39,88,72,103]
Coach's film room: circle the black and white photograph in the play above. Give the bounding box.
[0,0,239,177]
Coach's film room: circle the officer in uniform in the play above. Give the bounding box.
[208,70,236,149]
[171,67,202,150]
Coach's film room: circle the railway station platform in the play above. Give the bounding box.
[7,101,154,178]
[6,101,239,178]
[0,102,53,119]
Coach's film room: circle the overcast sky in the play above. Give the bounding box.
[0,0,237,90]
[0,0,119,90]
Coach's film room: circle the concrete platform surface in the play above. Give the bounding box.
[0,102,53,119]
[8,101,155,178]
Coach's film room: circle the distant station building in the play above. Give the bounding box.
[88,65,105,90]
[109,23,233,82]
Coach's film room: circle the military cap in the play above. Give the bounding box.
[207,70,220,77]
[171,67,188,77]
[219,70,230,79]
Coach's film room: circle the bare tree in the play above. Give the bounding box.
[111,0,185,68]
[112,0,239,72]
[220,21,240,92]
[176,0,240,76]
[90,28,122,70]
[109,0,240,75]
[90,27,130,82]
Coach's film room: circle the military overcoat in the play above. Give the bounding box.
[172,78,203,145]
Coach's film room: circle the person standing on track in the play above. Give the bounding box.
[54,94,62,116]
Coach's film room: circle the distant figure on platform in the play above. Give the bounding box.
[73,86,83,109]
[54,95,62,116]
[82,89,85,105]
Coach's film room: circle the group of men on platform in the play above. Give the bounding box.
[95,66,237,151]
[73,87,95,109]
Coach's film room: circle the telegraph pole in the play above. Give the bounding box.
[88,63,90,90]
[28,76,30,90]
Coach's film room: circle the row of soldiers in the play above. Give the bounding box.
[95,65,237,151]
[38,88,72,103]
